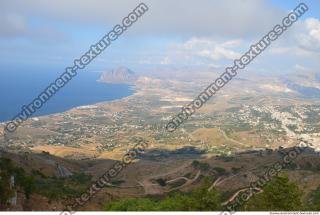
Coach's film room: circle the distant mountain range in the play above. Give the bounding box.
[283,71,320,98]
[99,67,138,84]
[285,80,320,98]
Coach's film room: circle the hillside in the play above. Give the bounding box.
[1,146,320,211]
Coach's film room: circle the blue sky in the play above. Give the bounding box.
[0,0,319,74]
[272,0,320,19]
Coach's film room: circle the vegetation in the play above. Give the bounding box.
[156,178,167,187]
[212,167,228,176]
[300,161,320,172]
[307,185,320,210]
[0,157,35,207]
[32,172,92,200]
[192,160,210,171]
[105,174,320,211]
[243,175,303,211]
[0,164,14,208]
[105,177,222,211]
[0,157,92,205]
[231,167,241,174]
[3,156,320,211]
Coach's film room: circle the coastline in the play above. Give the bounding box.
[0,81,137,124]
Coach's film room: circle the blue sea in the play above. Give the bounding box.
[0,68,133,122]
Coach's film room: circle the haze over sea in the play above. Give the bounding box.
[0,68,133,122]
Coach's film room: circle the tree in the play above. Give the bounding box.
[244,175,303,211]
[307,185,320,210]
[0,172,14,208]
[189,177,221,211]
[0,158,15,209]
[105,198,157,211]
[157,193,193,211]
[104,177,221,211]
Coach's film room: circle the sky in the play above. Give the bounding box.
[0,0,319,74]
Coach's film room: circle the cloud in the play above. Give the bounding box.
[268,18,320,56]
[294,64,309,71]
[153,37,242,66]
[183,38,242,60]
[0,0,285,38]
[296,18,320,53]
[189,38,241,60]
[269,46,311,56]
[0,12,68,43]
[1,0,319,72]
[160,56,172,65]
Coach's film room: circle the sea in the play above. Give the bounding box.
[0,68,133,122]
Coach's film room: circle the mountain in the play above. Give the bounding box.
[285,80,320,98]
[99,67,138,84]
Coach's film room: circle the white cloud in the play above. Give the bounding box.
[182,37,242,60]
[268,18,320,57]
[160,56,172,65]
[297,18,320,53]
[154,37,242,66]
[294,64,309,71]
[269,46,311,56]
